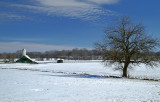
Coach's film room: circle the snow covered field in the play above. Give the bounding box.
[0,61,160,80]
[0,61,160,102]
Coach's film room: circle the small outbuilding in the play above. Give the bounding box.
[57,59,64,63]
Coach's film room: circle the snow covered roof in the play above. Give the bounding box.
[16,55,37,64]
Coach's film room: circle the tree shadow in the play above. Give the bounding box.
[40,74,111,79]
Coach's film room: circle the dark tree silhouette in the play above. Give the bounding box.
[96,16,159,77]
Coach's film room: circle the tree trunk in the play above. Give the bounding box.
[122,61,129,77]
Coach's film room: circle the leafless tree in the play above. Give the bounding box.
[95,16,159,78]
[1,53,7,60]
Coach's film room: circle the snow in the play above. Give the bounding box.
[0,61,160,101]
[0,69,160,102]
[0,61,160,80]
[24,55,32,60]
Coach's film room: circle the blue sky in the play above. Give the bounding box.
[0,0,160,52]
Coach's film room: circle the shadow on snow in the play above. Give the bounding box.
[41,74,120,79]
[40,74,113,79]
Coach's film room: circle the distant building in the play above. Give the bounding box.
[16,49,38,64]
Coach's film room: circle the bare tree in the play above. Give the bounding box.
[1,53,7,60]
[96,16,159,78]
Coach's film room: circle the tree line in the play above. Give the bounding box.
[0,48,160,62]
[0,48,102,61]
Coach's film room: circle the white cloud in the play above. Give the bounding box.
[0,42,89,52]
[87,0,120,5]
[9,0,119,20]
[37,0,91,7]
[0,12,26,20]
[0,37,43,42]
